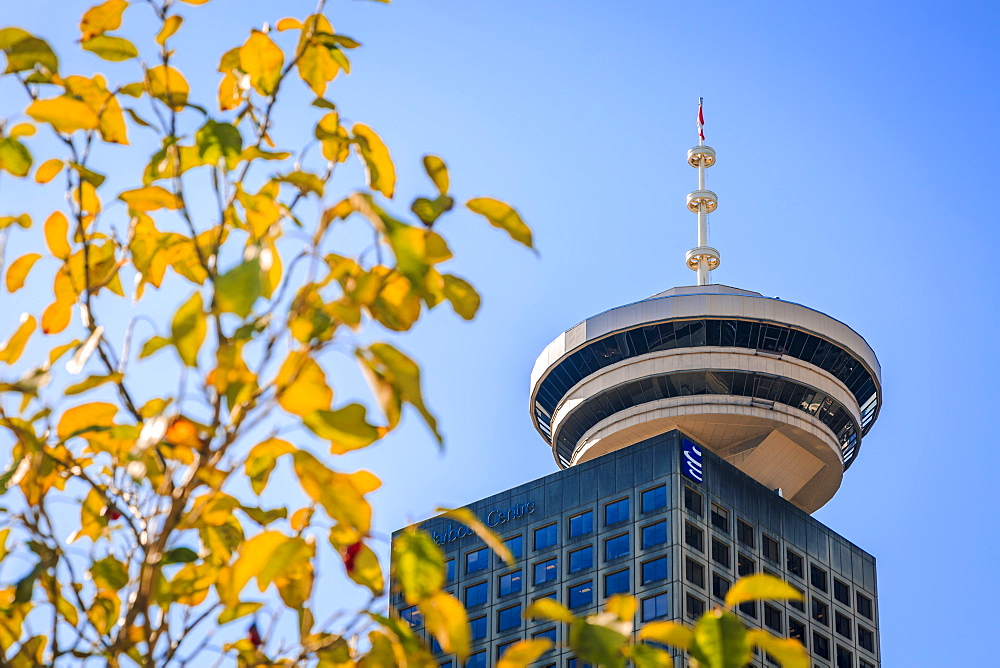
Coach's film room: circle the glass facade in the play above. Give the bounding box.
[532,317,880,449]
[395,430,879,668]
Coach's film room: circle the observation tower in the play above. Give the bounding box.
[529,103,881,513]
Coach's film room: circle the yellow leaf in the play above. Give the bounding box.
[245,438,294,495]
[605,594,636,621]
[44,211,71,259]
[724,574,804,608]
[638,620,693,649]
[82,35,138,61]
[292,451,379,535]
[146,65,189,110]
[217,71,242,111]
[441,274,480,320]
[276,17,302,31]
[65,372,123,395]
[302,404,382,454]
[34,158,63,184]
[179,0,210,4]
[435,506,513,567]
[42,299,73,334]
[79,0,127,41]
[466,197,533,248]
[296,14,340,96]
[497,639,553,668]
[156,15,182,45]
[290,507,313,532]
[170,291,206,367]
[57,402,117,440]
[6,253,41,292]
[0,314,36,364]
[239,30,284,96]
[525,597,574,624]
[27,97,99,133]
[119,185,181,211]
[9,124,35,138]
[359,342,439,440]
[344,542,383,595]
[88,590,120,635]
[746,630,810,668]
[422,155,449,194]
[217,531,287,605]
[352,123,396,198]
[275,352,333,416]
[70,488,108,543]
[63,75,129,145]
[419,591,469,660]
[73,180,102,216]
[0,214,31,230]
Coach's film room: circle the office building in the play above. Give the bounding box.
[393,126,881,668]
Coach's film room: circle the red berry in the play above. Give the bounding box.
[344,541,363,573]
[248,622,261,648]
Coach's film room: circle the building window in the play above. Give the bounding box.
[761,534,779,563]
[786,549,803,578]
[568,581,593,608]
[710,503,729,533]
[736,519,755,548]
[445,558,455,582]
[738,600,757,619]
[569,510,593,538]
[737,553,755,577]
[642,485,667,512]
[685,593,706,620]
[533,591,556,603]
[642,556,668,584]
[465,651,486,668]
[497,604,521,632]
[567,659,593,668]
[534,524,558,551]
[465,582,487,608]
[642,521,667,549]
[684,522,704,552]
[568,546,593,573]
[834,578,851,605]
[685,557,705,589]
[684,486,703,516]
[788,617,805,644]
[466,547,488,574]
[399,606,421,627]
[533,627,557,644]
[605,498,630,526]
[810,564,828,592]
[709,571,730,600]
[534,558,557,585]
[496,640,517,659]
[605,534,630,561]
[499,570,523,597]
[789,584,805,612]
[813,632,830,659]
[502,535,523,562]
[858,625,875,652]
[438,661,452,668]
[860,661,875,668]
[605,569,630,596]
[856,592,873,619]
[470,615,487,640]
[835,612,852,639]
[763,603,782,633]
[836,645,854,668]
[711,538,731,568]
[642,593,669,621]
[812,598,829,626]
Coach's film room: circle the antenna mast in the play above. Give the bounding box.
[686,98,720,285]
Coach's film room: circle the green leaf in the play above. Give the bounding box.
[240,505,288,526]
[3,35,58,74]
[239,30,284,95]
[91,555,128,591]
[391,529,444,604]
[410,195,454,226]
[218,601,263,624]
[569,618,627,668]
[195,119,242,169]
[746,630,809,668]
[81,35,138,61]
[352,123,396,197]
[163,547,200,565]
[724,574,803,607]
[302,404,381,454]
[688,609,751,668]
[215,259,262,318]
[419,591,469,660]
[139,335,170,359]
[435,507,513,567]
[170,292,206,367]
[0,138,32,177]
[14,562,43,603]
[466,197,533,248]
[245,438,295,495]
[422,155,449,194]
[624,643,673,668]
[65,372,123,395]
[442,274,480,320]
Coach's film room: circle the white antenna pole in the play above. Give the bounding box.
[686,98,720,286]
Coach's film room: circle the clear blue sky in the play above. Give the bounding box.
[3,0,999,664]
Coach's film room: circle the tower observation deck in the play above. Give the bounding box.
[529,106,881,513]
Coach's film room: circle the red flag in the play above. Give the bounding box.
[697,98,705,141]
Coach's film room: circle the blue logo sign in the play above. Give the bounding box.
[681,439,703,483]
